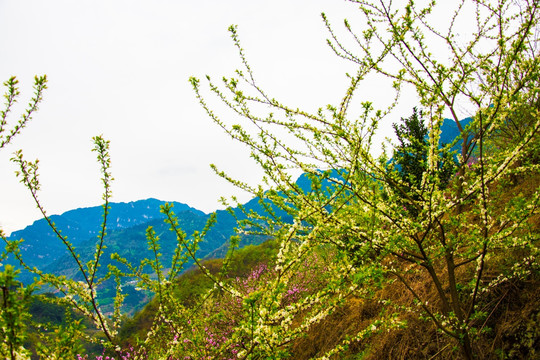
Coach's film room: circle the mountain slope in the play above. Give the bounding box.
[6,199,203,282]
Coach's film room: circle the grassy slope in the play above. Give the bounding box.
[113,171,539,359]
[116,240,280,347]
[290,172,540,359]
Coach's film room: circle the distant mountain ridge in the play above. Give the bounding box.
[7,199,205,281]
[440,117,473,154]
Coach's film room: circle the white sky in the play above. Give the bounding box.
[0,0,468,235]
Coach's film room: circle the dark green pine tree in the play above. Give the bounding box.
[392,107,428,191]
[392,108,457,216]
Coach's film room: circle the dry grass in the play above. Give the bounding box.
[289,172,540,359]
[288,270,539,359]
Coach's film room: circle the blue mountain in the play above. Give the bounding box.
[6,199,203,280]
[440,117,473,154]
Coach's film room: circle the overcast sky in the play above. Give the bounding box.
[0,0,465,235]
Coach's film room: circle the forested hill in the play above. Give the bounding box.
[7,199,203,281]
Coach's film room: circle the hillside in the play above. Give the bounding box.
[111,171,539,359]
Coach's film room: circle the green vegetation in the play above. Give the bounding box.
[116,239,279,347]
[1,0,539,359]
[392,107,457,192]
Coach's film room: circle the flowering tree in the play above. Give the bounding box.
[190,0,540,358]
[0,76,47,360]
[1,0,539,359]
